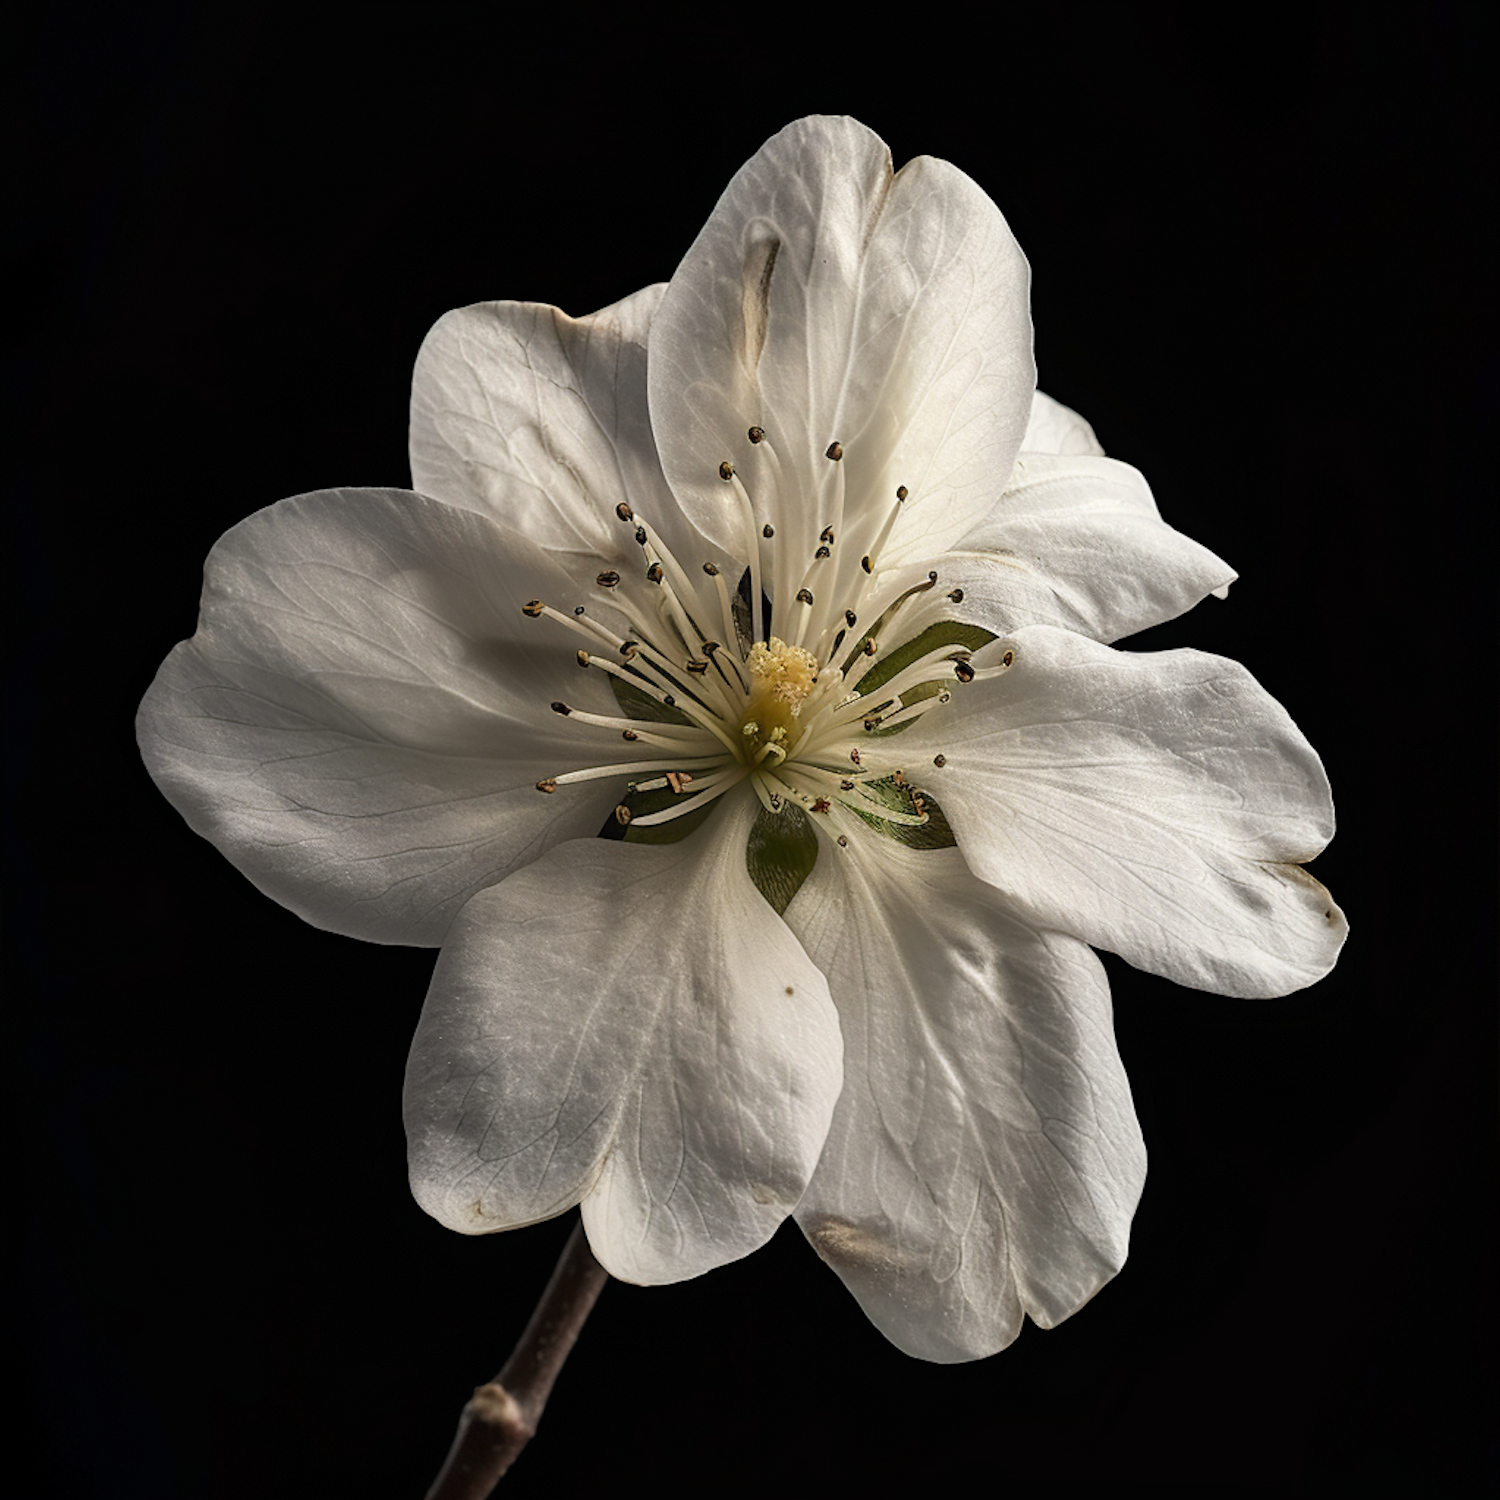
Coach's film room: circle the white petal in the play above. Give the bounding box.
[404,794,843,1284]
[918,626,1346,996]
[410,286,717,574]
[649,115,1034,577]
[943,454,1235,641]
[1019,390,1106,457]
[137,487,640,946]
[785,841,1144,1362]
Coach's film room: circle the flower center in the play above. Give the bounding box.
[523,429,1015,841]
[741,637,819,760]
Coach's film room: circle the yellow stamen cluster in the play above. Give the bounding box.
[741,637,819,758]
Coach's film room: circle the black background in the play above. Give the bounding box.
[13,5,1495,1497]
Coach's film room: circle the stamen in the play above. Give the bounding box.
[720,463,766,645]
[550,755,729,787]
[555,673,742,757]
[630,767,746,826]
[823,439,848,556]
[859,485,908,578]
[968,645,1018,681]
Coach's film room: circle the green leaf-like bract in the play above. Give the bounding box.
[847,781,959,850]
[849,620,996,696]
[745,803,819,915]
[609,675,697,727]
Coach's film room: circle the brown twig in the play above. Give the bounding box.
[423,1218,609,1499]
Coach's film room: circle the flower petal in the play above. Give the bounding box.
[649,115,1034,577]
[137,487,640,946]
[917,626,1346,996]
[404,794,843,1284]
[410,285,717,573]
[1020,390,1106,457]
[943,454,1235,641]
[785,840,1144,1362]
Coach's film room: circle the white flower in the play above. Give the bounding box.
[137,116,1345,1362]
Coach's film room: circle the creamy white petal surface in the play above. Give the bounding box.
[137,488,643,945]
[648,115,1034,583]
[917,626,1345,996]
[945,454,1236,641]
[786,840,1144,1362]
[410,286,714,575]
[404,795,842,1283]
[1020,390,1106,457]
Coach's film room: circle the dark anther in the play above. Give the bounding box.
[573,606,586,616]
[663,694,677,707]
[814,545,831,559]
[596,570,621,588]
[840,780,855,791]
[634,525,648,546]
[646,563,664,584]
[812,798,831,814]
[954,660,976,683]
[862,638,877,656]
[550,701,571,715]
[616,501,634,521]
[614,805,632,826]
[687,659,709,675]
[622,730,639,741]
[863,718,878,732]
[896,485,909,501]
[575,650,589,667]
[703,561,720,575]
[620,640,639,657]
[703,640,721,655]
[820,526,835,544]
[892,770,905,785]
[535,778,557,793]
[933,754,947,768]
[845,610,857,628]
[837,835,849,847]
[948,587,965,603]
[763,523,775,539]
[522,600,544,617]
[719,460,736,480]
[747,426,764,444]
[861,555,873,573]
[1001,648,1016,667]
[826,441,843,461]
[797,588,815,605]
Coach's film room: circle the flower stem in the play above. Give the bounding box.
[423,1218,608,1499]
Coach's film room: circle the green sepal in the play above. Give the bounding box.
[608,674,697,727]
[847,780,959,850]
[732,566,771,653]
[850,620,996,697]
[745,803,819,915]
[598,778,723,846]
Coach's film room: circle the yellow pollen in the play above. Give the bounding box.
[741,636,819,755]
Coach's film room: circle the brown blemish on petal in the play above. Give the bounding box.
[805,1217,907,1275]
